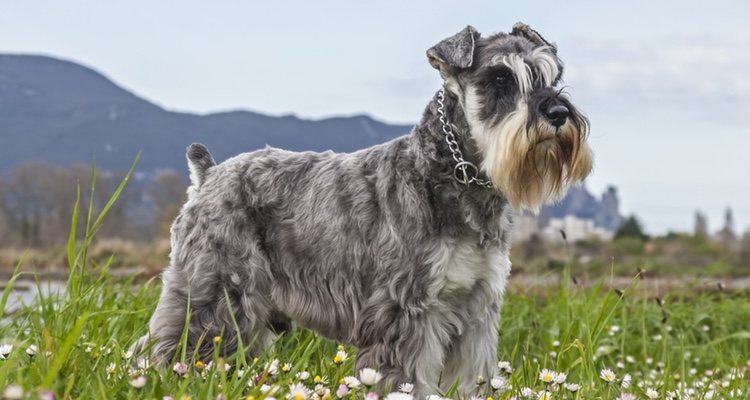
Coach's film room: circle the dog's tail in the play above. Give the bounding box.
[186,143,216,188]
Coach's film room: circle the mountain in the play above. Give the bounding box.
[0,54,623,231]
[0,54,414,172]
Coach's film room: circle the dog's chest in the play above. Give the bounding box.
[430,239,510,295]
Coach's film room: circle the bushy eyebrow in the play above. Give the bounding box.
[488,47,559,94]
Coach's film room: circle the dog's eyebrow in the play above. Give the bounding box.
[490,48,559,93]
[528,47,559,88]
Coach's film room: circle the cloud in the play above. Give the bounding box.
[561,34,750,124]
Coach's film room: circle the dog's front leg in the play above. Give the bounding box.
[440,310,499,397]
[355,289,449,397]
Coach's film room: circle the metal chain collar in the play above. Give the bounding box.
[436,88,494,188]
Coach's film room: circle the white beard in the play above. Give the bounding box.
[464,86,593,211]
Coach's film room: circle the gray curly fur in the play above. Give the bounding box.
[132,23,586,398]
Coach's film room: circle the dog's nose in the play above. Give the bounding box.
[545,104,569,128]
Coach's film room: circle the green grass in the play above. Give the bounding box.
[0,162,749,399]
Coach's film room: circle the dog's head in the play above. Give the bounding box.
[427,23,593,211]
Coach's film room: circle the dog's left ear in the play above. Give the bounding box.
[511,22,557,54]
[427,25,480,79]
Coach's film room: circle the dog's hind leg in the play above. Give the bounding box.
[133,222,276,364]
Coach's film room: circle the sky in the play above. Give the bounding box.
[1,0,749,234]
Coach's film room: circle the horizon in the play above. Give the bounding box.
[1,1,749,234]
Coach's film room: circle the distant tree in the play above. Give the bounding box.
[615,215,649,241]
[0,163,59,247]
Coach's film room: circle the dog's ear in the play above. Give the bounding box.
[427,25,480,78]
[511,22,557,54]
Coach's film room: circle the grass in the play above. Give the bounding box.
[0,162,748,399]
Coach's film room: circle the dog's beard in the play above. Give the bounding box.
[466,92,593,211]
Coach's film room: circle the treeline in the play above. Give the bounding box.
[0,162,187,248]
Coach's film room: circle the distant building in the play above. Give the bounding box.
[596,186,623,231]
[511,212,539,242]
[513,184,622,242]
[694,211,708,238]
[543,215,614,242]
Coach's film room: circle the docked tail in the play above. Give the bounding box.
[186,143,215,189]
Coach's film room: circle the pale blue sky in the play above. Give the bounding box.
[1,0,749,234]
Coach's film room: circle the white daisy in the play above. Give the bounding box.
[297,371,311,380]
[3,385,23,400]
[497,361,513,374]
[0,344,13,359]
[130,375,147,389]
[26,344,38,357]
[359,368,383,386]
[398,383,414,393]
[343,376,361,388]
[490,376,508,391]
[537,390,552,400]
[384,393,413,400]
[334,350,348,364]
[600,368,616,383]
[289,383,310,400]
[621,373,632,389]
[563,383,580,392]
[539,369,555,383]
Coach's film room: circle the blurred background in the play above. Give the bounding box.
[1,1,748,281]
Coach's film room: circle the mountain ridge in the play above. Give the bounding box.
[0,53,414,172]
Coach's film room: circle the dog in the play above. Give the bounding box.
[132,22,592,397]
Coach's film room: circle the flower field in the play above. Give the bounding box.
[0,165,748,400]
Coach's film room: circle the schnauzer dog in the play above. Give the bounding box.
[133,22,592,397]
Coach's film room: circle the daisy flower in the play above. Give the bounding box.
[173,362,188,376]
[497,361,513,374]
[26,344,38,357]
[600,368,616,383]
[365,392,379,400]
[490,376,508,391]
[266,358,280,375]
[398,383,414,393]
[563,383,580,392]
[621,373,632,389]
[359,368,383,386]
[297,371,311,380]
[645,388,659,399]
[520,387,535,398]
[343,376,361,388]
[384,393,413,400]
[130,375,147,389]
[334,350,348,364]
[3,385,23,400]
[336,384,349,398]
[553,372,566,384]
[537,391,552,400]
[0,344,12,359]
[539,369,555,384]
[289,383,311,400]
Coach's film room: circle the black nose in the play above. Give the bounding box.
[545,104,569,127]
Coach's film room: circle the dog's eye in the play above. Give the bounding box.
[494,71,512,86]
